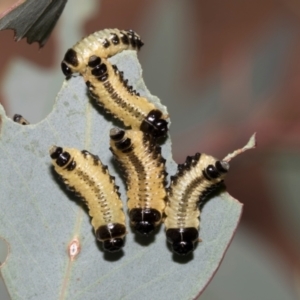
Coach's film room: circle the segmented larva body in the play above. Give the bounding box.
[49,146,126,252]
[109,128,167,235]
[13,114,30,125]
[85,57,168,139]
[165,153,229,255]
[61,29,144,77]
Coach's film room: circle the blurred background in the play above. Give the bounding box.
[0,0,299,299]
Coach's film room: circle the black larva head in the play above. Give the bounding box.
[49,146,71,167]
[61,48,79,77]
[61,62,72,77]
[110,127,125,141]
[166,228,199,256]
[203,160,229,180]
[129,208,161,235]
[140,110,168,139]
[13,114,30,125]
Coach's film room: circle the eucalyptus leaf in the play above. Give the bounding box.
[0,0,67,47]
[0,51,242,300]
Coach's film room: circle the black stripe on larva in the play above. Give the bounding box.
[64,49,79,67]
[102,80,142,118]
[198,181,225,209]
[166,228,199,256]
[96,223,126,252]
[181,176,207,204]
[112,64,139,96]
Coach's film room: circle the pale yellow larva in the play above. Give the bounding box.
[13,114,30,125]
[85,58,168,139]
[165,153,229,255]
[109,128,167,235]
[49,146,126,252]
[61,28,143,77]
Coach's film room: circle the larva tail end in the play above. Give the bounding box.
[133,222,155,236]
[140,110,169,139]
[96,224,126,252]
[130,208,161,236]
[102,238,125,252]
[166,228,199,256]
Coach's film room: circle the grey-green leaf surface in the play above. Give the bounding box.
[0,51,242,300]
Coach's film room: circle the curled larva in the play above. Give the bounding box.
[13,114,30,125]
[165,153,229,256]
[85,57,168,138]
[109,128,167,236]
[61,28,144,77]
[49,146,126,252]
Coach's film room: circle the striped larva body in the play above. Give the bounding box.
[85,57,168,138]
[61,29,144,77]
[165,153,229,255]
[109,128,167,235]
[13,114,30,125]
[49,146,126,252]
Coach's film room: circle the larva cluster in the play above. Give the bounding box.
[109,128,167,235]
[49,146,126,252]
[46,28,255,256]
[61,28,169,139]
